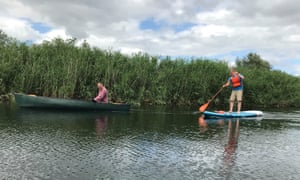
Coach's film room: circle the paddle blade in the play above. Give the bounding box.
[199,102,209,112]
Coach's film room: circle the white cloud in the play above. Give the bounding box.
[0,0,300,75]
[197,25,234,38]
[35,29,71,43]
[196,9,233,24]
[0,16,40,41]
[287,35,300,42]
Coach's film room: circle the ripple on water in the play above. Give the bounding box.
[264,111,300,121]
[0,125,100,178]
[1,108,300,179]
[80,131,226,179]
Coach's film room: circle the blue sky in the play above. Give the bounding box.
[20,18,52,34]
[30,22,52,34]
[140,17,165,31]
[1,0,300,76]
[140,17,197,33]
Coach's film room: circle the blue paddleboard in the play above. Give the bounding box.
[203,110,263,119]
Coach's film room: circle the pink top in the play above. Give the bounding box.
[94,87,108,103]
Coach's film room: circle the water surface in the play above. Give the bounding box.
[0,104,299,179]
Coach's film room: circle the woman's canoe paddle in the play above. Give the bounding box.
[199,86,224,112]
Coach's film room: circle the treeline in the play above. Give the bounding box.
[0,30,300,107]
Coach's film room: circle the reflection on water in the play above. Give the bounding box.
[0,104,300,179]
[198,115,241,179]
[224,120,239,161]
[198,115,207,132]
[222,119,240,179]
[95,115,108,137]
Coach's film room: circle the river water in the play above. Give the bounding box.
[0,103,299,180]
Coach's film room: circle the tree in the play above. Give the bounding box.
[236,53,272,70]
[0,30,15,45]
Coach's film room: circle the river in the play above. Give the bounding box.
[0,103,299,180]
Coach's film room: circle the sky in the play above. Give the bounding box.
[1,0,300,76]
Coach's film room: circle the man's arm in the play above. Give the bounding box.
[94,90,105,101]
[239,73,244,79]
[223,80,230,87]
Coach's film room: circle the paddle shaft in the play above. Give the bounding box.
[209,86,224,102]
[199,86,224,112]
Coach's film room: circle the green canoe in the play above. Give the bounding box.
[14,93,130,111]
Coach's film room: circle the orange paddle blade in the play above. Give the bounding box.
[199,102,209,112]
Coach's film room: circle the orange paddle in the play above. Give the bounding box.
[199,86,224,112]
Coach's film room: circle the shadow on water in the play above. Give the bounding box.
[0,104,130,140]
[3,103,298,137]
[15,109,127,135]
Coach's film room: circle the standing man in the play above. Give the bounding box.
[93,82,108,103]
[223,68,244,113]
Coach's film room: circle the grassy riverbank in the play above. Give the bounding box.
[1,30,300,107]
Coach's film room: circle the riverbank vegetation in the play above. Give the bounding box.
[1,30,300,108]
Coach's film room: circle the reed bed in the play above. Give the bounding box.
[1,30,299,107]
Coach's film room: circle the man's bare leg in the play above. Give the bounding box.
[237,101,242,113]
[229,101,234,112]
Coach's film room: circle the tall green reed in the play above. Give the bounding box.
[1,31,299,107]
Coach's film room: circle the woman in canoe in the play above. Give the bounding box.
[93,82,108,103]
